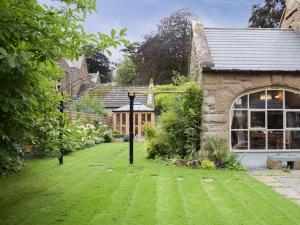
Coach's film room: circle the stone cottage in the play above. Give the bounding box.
[60,56,100,99]
[190,0,300,168]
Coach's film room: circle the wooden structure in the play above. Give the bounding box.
[112,103,155,138]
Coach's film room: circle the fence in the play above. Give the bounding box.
[66,111,113,128]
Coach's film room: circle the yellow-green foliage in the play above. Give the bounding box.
[143,123,170,159]
[200,159,216,170]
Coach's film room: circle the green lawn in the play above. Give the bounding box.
[0,142,300,225]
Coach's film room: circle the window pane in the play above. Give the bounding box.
[250,91,265,109]
[233,95,248,109]
[286,131,300,149]
[250,131,266,149]
[122,113,126,125]
[116,113,120,124]
[286,112,300,128]
[251,111,265,128]
[141,114,146,124]
[135,127,138,135]
[267,90,283,109]
[267,111,283,129]
[231,131,248,150]
[285,91,300,109]
[147,113,151,122]
[135,114,138,125]
[231,111,247,129]
[268,131,283,149]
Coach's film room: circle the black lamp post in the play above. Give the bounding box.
[128,92,135,164]
[56,84,64,165]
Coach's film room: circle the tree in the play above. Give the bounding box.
[128,9,197,84]
[0,0,127,175]
[85,50,112,83]
[249,0,285,28]
[115,57,137,86]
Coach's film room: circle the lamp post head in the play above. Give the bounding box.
[128,92,136,98]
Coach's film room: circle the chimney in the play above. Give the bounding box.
[280,0,300,31]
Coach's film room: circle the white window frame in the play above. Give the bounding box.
[230,87,300,152]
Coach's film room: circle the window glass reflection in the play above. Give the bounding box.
[250,91,266,109]
[251,111,265,128]
[268,131,283,149]
[250,131,266,149]
[286,112,300,128]
[231,111,247,129]
[286,131,300,149]
[231,131,248,150]
[267,111,283,129]
[233,95,248,109]
[286,91,300,109]
[231,89,300,151]
[267,90,283,109]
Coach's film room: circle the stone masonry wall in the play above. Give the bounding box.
[201,72,300,144]
[281,0,300,31]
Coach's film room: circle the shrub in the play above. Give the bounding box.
[226,162,246,171]
[112,131,123,138]
[224,154,247,171]
[71,93,107,116]
[204,137,229,168]
[102,130,113,143]
[143,124,171,159]
[200,159,216,170]
[149,80,203,159]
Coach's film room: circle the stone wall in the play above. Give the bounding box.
[281,0,300,31]
[201,72,300,142]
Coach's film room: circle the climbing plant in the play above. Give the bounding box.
[144,78,203,159]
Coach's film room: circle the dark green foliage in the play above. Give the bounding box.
[249,0,285,28]
[112,131,123,138]
[144,79,203,159]
[204,137,229,168]
[204,137,246,170]
[115,56,137,86]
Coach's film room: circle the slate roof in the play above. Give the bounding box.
[203,28,300,72]
[88,85,148,108]
[113,103,154,112]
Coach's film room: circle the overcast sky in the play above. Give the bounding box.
[40,0,264,62]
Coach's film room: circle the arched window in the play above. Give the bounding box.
[230,88,300,151]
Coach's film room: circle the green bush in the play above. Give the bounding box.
[200,159,216,170]
[147,80,203,159]
[112,131,123,138]
[71,93,107,116]
[204,137,229,168]
[143,124,171,159]
[226,161,246,171]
